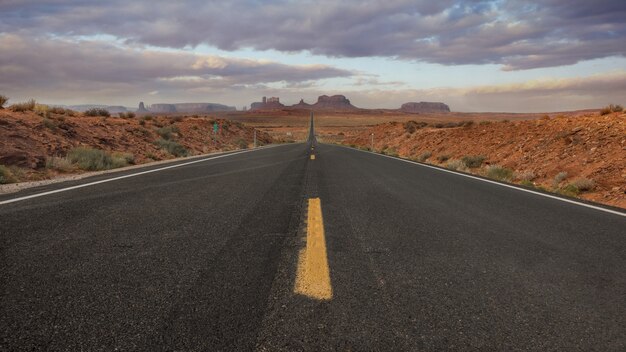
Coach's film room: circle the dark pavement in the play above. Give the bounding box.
[1,117,624,351]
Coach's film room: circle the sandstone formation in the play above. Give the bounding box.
[401,102,450,113]
[312,95,358,110]
[137,102,149,112]
[250,97,285,111]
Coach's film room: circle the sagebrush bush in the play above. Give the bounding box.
[42,118,57,130]
[437,154,450,162]
[119,112,136,119]
[515,170,536,182]
[10,99,36,112]
[446,159,466,171]
[570,178,595,192]
[599,107,611,115]
[156,125,180,140]
[552,171,568,188]
[416,151,432,162]
[46,157,73,172]
[558,184,580,197]
[461,155,485,168]
[484,165,513,181]
[236,138,248,149]
[84,108,110,117]
[155,138,188,157]
[0,95,8,109]
[609,104,623,112]
[67,147,131,170]
[0,165,17,184]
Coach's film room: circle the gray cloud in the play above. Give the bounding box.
[1,0,624,69]
[0,33,352,103]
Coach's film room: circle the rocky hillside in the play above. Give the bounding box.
[343,112,626,208]
[0,109,271,183]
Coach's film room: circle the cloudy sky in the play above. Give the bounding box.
[0,0,625,112]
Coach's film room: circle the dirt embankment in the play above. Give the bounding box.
[0,110,272,183]
[343,112,626,209]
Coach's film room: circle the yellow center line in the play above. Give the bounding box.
[310,154,316,160]
[294,198,332,300]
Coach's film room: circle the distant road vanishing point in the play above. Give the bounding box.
[1,114,624,351]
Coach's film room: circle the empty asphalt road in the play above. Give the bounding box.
[1,117,625,351]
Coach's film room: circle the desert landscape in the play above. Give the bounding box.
[1,94,624,209]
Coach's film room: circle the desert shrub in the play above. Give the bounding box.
[111,152,135,166]
[46,157,73,172]
[119,112,136,119]
[552,171,568,188]
[484,165,513,181]
[570,178,595,192]
[67,147,130,171]
[416,151,432,162]
[558,184,580,197]
[446,159,466,171]
[0,95,8,109]
[520,180,535,187]
[0,165,17,184]
[155,138,188,157]
[461,120,474,127]
[461,155,485,168]
[34,104,50,116]
[170,115,184,123]
[609,104,623,112]
[403,120,427,133]
[236,138,248,149]
[10,99,36,112]
[84,108,110,117]
[515,170,536,182]
[156,125,180,140]
[437,154,450,162]
[599,107,611,115]
[383,148,399,157]
[139,120,146,126]
[42,118,57,130]
[479,120,492,125]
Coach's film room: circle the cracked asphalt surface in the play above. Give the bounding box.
[1,117,625,351]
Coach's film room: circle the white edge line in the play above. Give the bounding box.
[0,144,288,206]
[332,144,626,218]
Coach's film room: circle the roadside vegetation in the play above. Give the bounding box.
[65,147,134,171]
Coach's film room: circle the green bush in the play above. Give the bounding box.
[416,151,432,162]
[461,155,485,168]
[84,108,110,117]
[10,99,36,112]
[156,125,180,140]
[46,157,73,172]
[119,112,136,119]
[484,165,513,181]
[236,138,248,149]
[446,159,466,171]
[552,171,568,189]
[67,147,131,170]
[558,184,580,197]
[155,138,188,157]
[0,95,8,109]
[437,154,450,162]
[520,180,534,187]
[0,165,17,184]
[570,178,595,192]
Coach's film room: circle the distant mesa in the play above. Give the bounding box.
[400,102,450,113]
[312,95,357,110]
[250,96,285,111]
[249,95,359,111]
[140,102,236,113]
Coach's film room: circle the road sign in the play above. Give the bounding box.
[213,122,219,134]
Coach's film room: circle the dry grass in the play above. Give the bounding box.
[10,99,36,112]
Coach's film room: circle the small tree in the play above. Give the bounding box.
[0,95,8,109]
